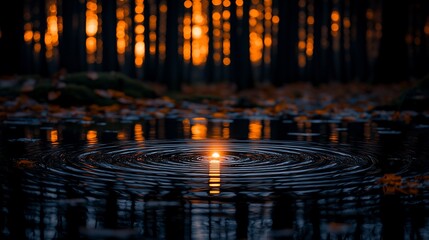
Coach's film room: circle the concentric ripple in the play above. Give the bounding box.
[33,140,381,199]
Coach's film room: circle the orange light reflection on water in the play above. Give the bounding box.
[134,123,144,142]
[48,129,59,145]
[209,152,221,195]
[87,130,98,145]
[249,119,262,140]
[191,117,207,140]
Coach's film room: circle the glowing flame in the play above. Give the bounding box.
[211,152,220,158]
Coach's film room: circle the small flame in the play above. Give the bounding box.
[211,152,220,158]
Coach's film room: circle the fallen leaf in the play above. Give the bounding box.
[16,159,35,168]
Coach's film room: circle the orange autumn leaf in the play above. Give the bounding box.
[48,91,61,100]
[16,159,35,168]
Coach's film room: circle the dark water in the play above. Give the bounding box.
[1,117,429,239]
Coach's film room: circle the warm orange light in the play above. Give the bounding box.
[135,5,143,14]
[135,41,145,55]
[222,10,231,20]
[213,12,221,21]
[191,118,208,140]
[272,15,279,24]
[212,152,220,158]
[331,23,339,32]
[49,129,58,143]
[249,119,262,140]
[264,36,272,46]
[33,31,41,41]
[366,9,374,20]
[87,130,98,144]
[134,123,144,142]
[192,26,202,38]
[424,21,429,35]
[307,16,314,25]
[298,40,306,50]
[184,0,192,8]
[24,31,33,43]
[86,0,99,64]
[249,9,259,18]
[190,0,208,65]
[45,0,59,59]
[34,43,41,53]
[134,0,145,68]
[331,10,340,22]
[212,0,222,5]
[343,17,351,28]
[135,25,144,34]
[159,4,167,13]
[209,154,221,195]
[298,53,306,68]
[117,131,127,141]
[86,37,97,53]
[86,18,98,36]
[223,57,231,65]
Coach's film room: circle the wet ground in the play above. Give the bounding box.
[1,115,429,239]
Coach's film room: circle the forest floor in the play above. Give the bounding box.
[0,72,428,125]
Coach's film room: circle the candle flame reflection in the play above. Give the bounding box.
[209,152,221,195]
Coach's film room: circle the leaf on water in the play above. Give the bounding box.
[378,173,402,185]
[327,222,352,234]
[108,89,126,98]
[378,174,422,195]
[95,89,112,99]
[21,79,36,93]
[87,72,98,80]
[16,159,35,168]
[294,115,308,122]
[212,112,226,118]
[48,91,61,100]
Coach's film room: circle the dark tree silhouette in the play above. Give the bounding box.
[274,0,299,86]
[312,0,324,85]
[3,0,429,86]
[126,0,137,77]
[164,0,181,91]
[101,0,118,72]
[351,0,369,82]
[375,0,409,83]
[144,0,152,80]
[205,2,215,84]
[231,0,254,90]
[0,1,24,76]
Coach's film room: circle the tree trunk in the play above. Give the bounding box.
[355,0,368,82]
[205,2,215,84]
[374,0,409,83]
[164,0,180,91]
[38,0,49,76]
[144,0,153,81]
[0,1,24,76]
[274,0,298,86]
[102,0,118,72]
[127,0,137,77]
[231,0,253,90]
[312,0,323,85]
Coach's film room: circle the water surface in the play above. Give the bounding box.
[1,117,429,239]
